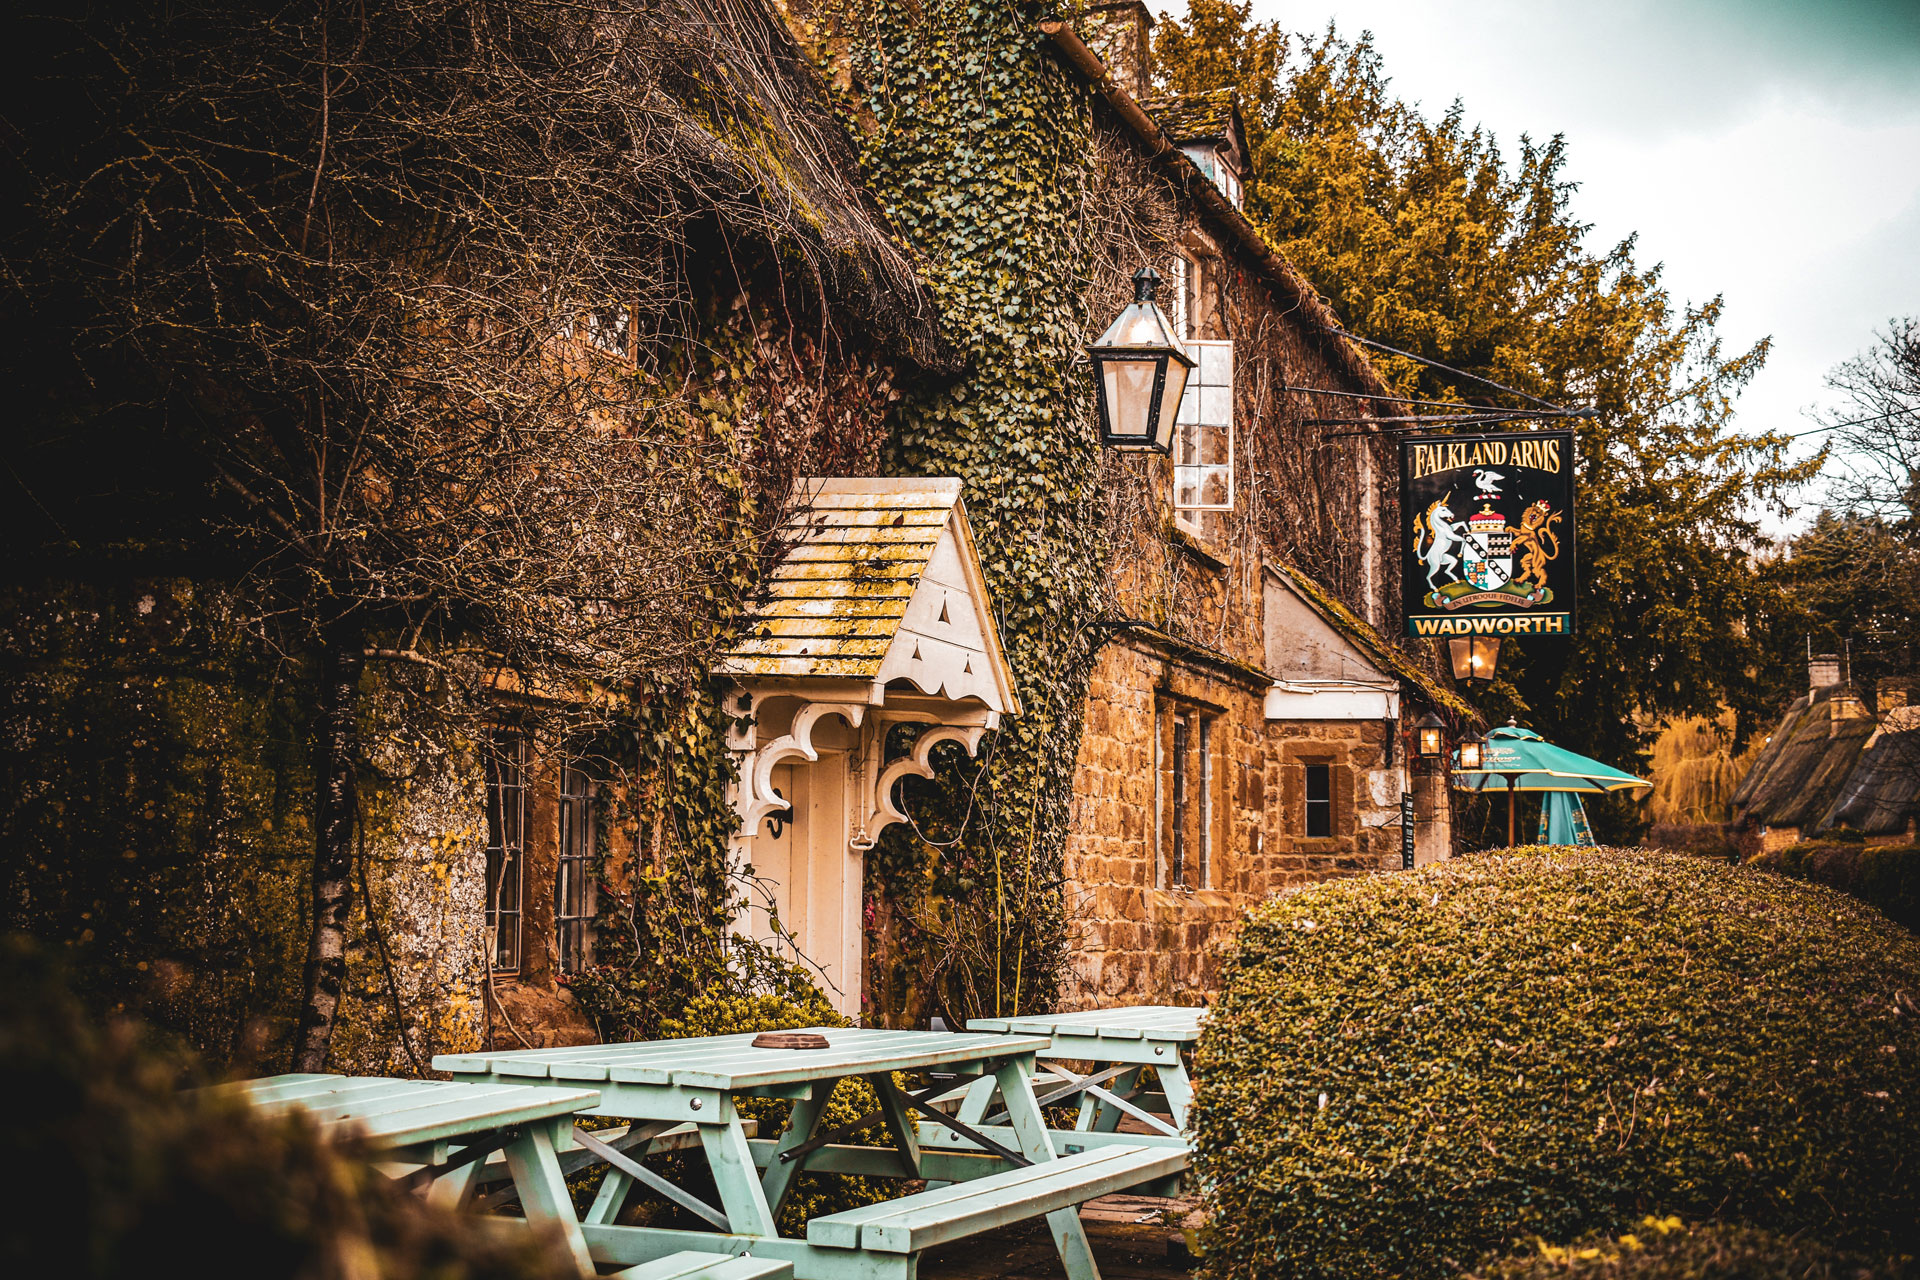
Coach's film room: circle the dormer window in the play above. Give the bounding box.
[1183,144,1242,208]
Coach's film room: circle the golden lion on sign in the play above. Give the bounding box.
[1511,500,1562,592]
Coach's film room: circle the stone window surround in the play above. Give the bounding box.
[1154,686,1228,893]
[1275,740,1361,847]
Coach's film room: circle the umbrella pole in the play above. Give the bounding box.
[1507,776,1517,846]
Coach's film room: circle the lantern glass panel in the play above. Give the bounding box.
[1458,738,1484,770]
[1099,354,1161,443]
[1152,356,1192,450]
[1448,636,1502,680]
[1418,726,1442,757]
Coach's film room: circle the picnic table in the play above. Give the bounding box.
[964,1005,1202,1135]
[436,1028,1182,1280]
[221,1073,602,1273]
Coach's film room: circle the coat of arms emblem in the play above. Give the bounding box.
[1463,505,1513,590]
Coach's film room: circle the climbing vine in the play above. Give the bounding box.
[811,0,1112,1021]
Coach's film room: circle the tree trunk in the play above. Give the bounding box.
[293,638,364,1072]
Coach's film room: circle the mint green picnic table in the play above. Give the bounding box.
[960,1006,1202,1141]
[221,1073,602,1273]
[435,1028,1181,1280]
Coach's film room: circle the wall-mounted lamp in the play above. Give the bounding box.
[1415,711,1445,759]
[1089,266,1194,453]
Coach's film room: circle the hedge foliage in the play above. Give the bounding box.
[1469,1217,1911,1280]
[0,937,577,1280]
[1192,847,1920,1280]
[1756,841,1920,934]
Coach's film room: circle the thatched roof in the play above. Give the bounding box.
[1814,708,1920,836]
[1730,685,1877,829]
[660,0,951,368]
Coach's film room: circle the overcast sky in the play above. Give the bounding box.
[1224,0,1920,519]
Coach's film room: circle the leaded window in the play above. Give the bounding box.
[484,736,527,972]
[555,764,597,974]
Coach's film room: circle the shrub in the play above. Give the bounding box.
[1756,842,1920,933]
[1468,1217,1911,1280]
[649,946,894,1232]
[1192,847,1920,1280]
[0,936,578,1280]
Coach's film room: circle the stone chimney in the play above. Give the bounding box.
[1809,653,1842,693]
[1080,2,1154,100]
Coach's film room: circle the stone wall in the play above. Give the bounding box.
[1062,634,1415,1008]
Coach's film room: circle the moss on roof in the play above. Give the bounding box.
[1138,88,1242,146]
[1814,711,1920,836]
[1730,685,1877,828]
[1272,562,1479,723]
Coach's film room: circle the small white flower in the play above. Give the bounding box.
[1318,1092,1329,1111]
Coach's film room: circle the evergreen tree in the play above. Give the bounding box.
[1156,4,1818,839]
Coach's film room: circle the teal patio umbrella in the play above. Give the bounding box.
[1538,791,1595,846]
[1452,723,1651,846]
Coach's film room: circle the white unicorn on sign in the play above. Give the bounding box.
[1413,496,1468,592]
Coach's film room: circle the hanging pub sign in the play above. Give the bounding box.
[1400,430,1576,639]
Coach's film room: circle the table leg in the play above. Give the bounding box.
[503,1124,595,1275]
[699,1121,778,1238]
[866,1073,921,1178]
[993,1056,1101,1280]
[426,1158,481,1211]
[760,1077,835,1221]
[1157,1056,1194,1130]
[583,1167,632,1226]
[953,1074,998,1126]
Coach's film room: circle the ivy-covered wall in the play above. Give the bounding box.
[0,260,914,1071]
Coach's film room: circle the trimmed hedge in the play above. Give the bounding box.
[1755,841,1920,933]
[1469,1218,1911,1280]
[1192,847,1920,1280]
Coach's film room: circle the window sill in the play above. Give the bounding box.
[1169,522,1229,572]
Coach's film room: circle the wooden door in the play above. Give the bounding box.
[748,755,862,1019]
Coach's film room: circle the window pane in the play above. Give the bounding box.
[484,736,525,972]
[555,764,595,974]
[1171,713,1190,889]
[1305,763,1332,838]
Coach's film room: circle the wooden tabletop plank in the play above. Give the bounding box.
[967,1006,1205,1042]
[435,1029,1047,1092]
[224,1076,600,1150]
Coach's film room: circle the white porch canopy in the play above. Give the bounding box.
[713,477,1019,1014]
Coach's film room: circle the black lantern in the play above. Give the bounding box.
[1089,266,1194,453]
[1448,636,1502,682]
[1457,735,1485,771]
[1415,711,1445,759]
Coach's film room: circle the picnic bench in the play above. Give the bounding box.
[221,1073,602,1273]
[964,1005,1201,1134]
[436,1027,1182,1280]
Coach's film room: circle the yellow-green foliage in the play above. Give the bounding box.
[1646,715,1757,825]
[657,969,896,1232]
[0,581,314,1064]
[1192,847,1920,1280]
[1468,1217,1910,1280]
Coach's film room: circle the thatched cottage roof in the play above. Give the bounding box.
[1730,685,1877,829]
[658,0,951,368]
[1814,707,1920,837]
